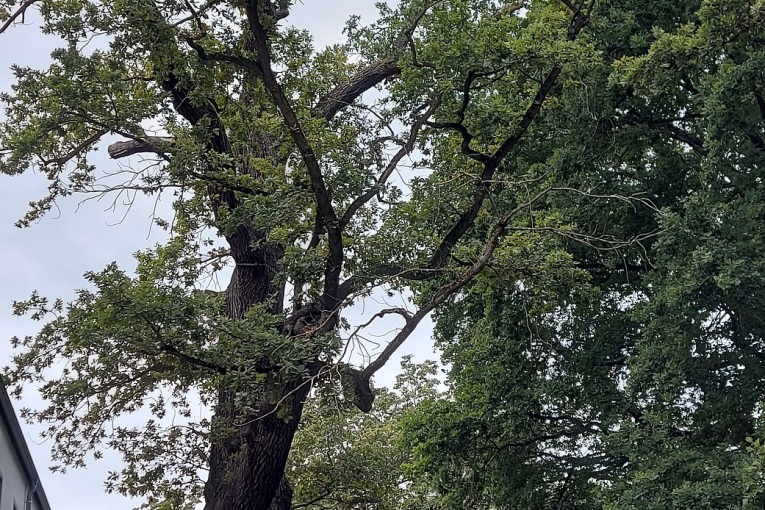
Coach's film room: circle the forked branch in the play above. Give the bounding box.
[360,189,552,380]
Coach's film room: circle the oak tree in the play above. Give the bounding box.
[0,0,667,509]
[399,0,765,508]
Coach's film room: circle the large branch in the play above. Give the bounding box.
[107,0,441,158]
[358,191,551,386]
[315,60,401,122]
[369,194,547,376]
[160,71,240,217]
[334,7,592,308]
[335,70,564,300]
[353,182,662,404]
[244,1,344,304]
[418,10,590,270]
[108,59,402,160]
[107,136,173,159]
[314,0,444,122]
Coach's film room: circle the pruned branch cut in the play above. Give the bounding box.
[107,136,173,159]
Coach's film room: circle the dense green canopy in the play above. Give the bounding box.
[1,0,764,509]
[399,1,765,509]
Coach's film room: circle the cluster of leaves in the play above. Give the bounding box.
[287,357,442,510]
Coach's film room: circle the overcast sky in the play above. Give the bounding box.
[0,2,437,509]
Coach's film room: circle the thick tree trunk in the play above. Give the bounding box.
[202,379,308,510]
[269,477,295,510]
[202,222,305,510]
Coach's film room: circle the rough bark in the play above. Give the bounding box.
[314,59,400,121]
[107,137,171,159]
[202,376,308,510]
[199,194,306,510]
[201,121,299,510]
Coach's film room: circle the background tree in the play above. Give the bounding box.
[287,356,441,510]
[0,1,619,509]
[399,0,765,508]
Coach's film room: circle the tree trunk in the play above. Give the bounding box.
[269,477,295,510]
[202,221,305,510]
[202,378,308,510]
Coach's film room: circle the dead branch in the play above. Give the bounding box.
[107,136,173,159]
[314,59,402,122]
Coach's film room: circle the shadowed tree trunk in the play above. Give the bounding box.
[201,104,302,508]
[201,249,306,510]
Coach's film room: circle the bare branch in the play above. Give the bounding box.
[0,0,40,36]
[314,60,401,122]
[107,136,172,159]
[425,70,492,164]
[347,307,413,338]
[156,70,242,218]
[340,94,441,227]
[358,223,506,378]
[314,0,444,121]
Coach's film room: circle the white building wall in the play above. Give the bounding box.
[0,412,30,510]
[0,380,51,510]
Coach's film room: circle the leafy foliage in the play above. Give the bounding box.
[288,357,441,510]
[2,0,764,508]
[398,1,765,509]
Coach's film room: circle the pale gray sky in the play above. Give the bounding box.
[0,2,437,509]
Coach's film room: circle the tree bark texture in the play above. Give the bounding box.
[202,110,302,509]
[202,376,308,510]
[201,219,306,510]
